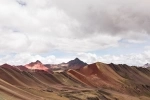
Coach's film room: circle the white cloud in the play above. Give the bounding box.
[51,34,120,52]
[77,52,97,64]
[0,0,150,65]
[77,51,150,66]
[0,0,74,53]
[1,0,149,55]
[0,53,72,65]
[0,50,150,66]
[127,40,145,44]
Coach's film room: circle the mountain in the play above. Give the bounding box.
[68,62,124,88]
[144,63,150,67]
[143,63,150,70]
[25,60,52,73]
[68,62,150,98]
[0,61,86,100]
[68,58,87,69]
[44,63,68,72]
[1,63,15,69]
[0,60,150,100]
[44,58,86,71]
[15,65,28,71]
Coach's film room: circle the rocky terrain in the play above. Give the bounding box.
[0,58,150,100]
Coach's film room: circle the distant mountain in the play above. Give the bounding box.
[15,65,28,71]
[144,63,150,68]
[68,58,87,69]
[44,63,68,72]
[44,58,87,71]
[0,64,28,72]
[0,63,15,69]
[25,60,52,73]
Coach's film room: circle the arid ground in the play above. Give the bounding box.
[0,59,150,100]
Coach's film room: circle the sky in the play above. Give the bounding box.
[0,0,150,66]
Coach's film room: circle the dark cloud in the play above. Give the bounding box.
[53,0,150,39]
[84,4,150,35]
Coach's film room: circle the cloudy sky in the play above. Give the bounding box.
[0,0,150,66]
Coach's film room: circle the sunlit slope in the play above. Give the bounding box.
[109,63,150,95]
[0,78,41,100]
[68,62,150,96]
[0,67,85,87]
[1,61,150,99]
[0,66,86,100]
[68,62,125,88]
[109,63,150,84]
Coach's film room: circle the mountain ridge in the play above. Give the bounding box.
[0,59,150,100]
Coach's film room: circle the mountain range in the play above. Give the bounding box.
[0,58,150,100]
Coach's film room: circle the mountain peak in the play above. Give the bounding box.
[35,60,42,64]
[144,63,150,68]
[74,58,80,61]
[25,60,50,72]
[1,63,11,66]
[68,58,87,69]
[1,63,13,68]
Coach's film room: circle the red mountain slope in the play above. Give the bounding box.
[25,60,52,73]
[68,62,124,89]
[0,60,150,100]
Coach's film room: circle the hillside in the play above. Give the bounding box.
[0,60,150,100]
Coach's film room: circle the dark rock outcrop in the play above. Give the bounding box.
[68,58,87,69]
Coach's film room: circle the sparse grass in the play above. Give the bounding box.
[97,89,111,96]
[63,93,82,100]
[0,95,5,100]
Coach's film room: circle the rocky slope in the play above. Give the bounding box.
[0,60,150,100]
